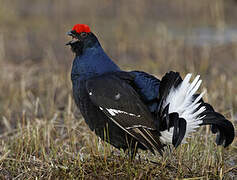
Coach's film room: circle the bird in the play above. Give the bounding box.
[66,24,235,157]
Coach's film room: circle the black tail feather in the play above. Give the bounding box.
[158,71,188,147]
[157,72,235,148]
[200,109,235,147]
[192,94,235,147]
[170,113,187,148]
[158,71,182,100]
[192,99,234,147]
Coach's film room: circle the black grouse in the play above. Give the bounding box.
[66,24,235,156]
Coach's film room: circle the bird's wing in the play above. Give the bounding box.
[85,72,164,154]
[129,71,160,102]
[129,71,160,112]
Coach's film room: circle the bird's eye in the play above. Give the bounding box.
[80,32,87,38]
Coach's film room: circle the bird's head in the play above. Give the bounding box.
[66,24,98,55]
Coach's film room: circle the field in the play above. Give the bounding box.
[0,0,236,179]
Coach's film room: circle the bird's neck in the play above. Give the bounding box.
[71,45,120,82]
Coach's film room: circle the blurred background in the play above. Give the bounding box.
[0,0,236,136]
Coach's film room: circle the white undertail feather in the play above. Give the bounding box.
[160,74,206,144]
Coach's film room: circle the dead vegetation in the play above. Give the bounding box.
[0,0,236,179]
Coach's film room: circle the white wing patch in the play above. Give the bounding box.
[160,74,206,144]
[106,108,141,118]
[126,125,154,130]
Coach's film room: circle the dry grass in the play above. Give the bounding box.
[0,0,237,179]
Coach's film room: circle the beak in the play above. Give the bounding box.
[66,31,73,36]
[66,30,79,46]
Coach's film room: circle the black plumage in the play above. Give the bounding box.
[66,24,235,156]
